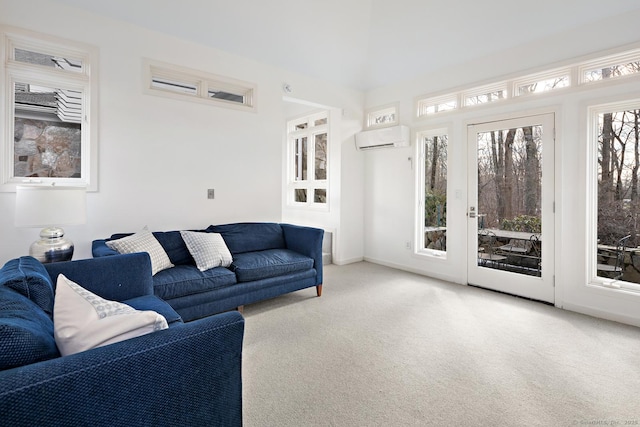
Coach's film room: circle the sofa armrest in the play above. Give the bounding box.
[0,311,244,427]
[281,223,324,285]
[44,252,154,301]
[92,239,120,257]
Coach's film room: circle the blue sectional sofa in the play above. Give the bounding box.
[0,253,244,427]
[92,222,324,322]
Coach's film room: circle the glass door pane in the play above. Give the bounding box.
[476,125,542,277]
[467,113,554,303]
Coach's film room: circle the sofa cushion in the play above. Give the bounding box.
[207,223,286,254]
[124,295,183,326]
[0,256,54,317]
[106,229,174,275]
[54,274,168,356]
[0,286,60,371]
[108,231,195,266]
[152,231,195,266]
[180,231,233,271]
[153,265,238,300]
[230,249,314,282]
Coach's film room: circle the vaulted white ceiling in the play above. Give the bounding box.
[49,0,640,91]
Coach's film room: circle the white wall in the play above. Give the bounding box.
[280,100,365,265]
[362,10,640,326]
[0,0,364,264]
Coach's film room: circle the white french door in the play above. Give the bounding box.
[467,114,555,303]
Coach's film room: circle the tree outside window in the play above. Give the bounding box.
[287,112,328,208]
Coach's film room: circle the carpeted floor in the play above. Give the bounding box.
[242,262,640,426]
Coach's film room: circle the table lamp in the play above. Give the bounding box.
[15,184,87,263]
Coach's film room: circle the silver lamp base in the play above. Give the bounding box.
[29,227,74,263]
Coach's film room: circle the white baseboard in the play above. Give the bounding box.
[332,256,364,266]
[363,256,464,285]
[560,302,640,328]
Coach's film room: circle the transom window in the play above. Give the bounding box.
[416,45,640,119]
[144,59,256,112]
[416,95,457,117]
[513,69,571,96]
[463,84,507,107]
[581,49,640,83]
[287,112,329,208]
[365,103,398,129]
[1,26,98,191]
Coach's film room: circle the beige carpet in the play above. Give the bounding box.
[242,262,640,426]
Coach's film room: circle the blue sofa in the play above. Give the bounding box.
[92,222,324,322]
[0,253,244,427]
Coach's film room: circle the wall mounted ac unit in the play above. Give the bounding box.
[355,125,410,150]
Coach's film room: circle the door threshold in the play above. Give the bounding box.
[467,283,554,306]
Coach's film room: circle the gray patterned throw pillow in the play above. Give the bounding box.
[106,229,174,275]
[180,231,233,272]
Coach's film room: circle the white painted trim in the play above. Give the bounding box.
[561,301,640,328]
[414,125,451,260]
[586,97,640,296]
[332,256,364,266]
[414,42,640,120]
[142,58,257,113]
[285,110,330,211]
[0,25,99,192]
[364,102,399,129]
[363,256,465,286]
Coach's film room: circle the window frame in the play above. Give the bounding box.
[579,48,640,84]
[415,126,450,259]
[1,25,98,192]
[587,98,640,294]
[416,94,458,118]
[512,68,572,97]
[415,44,640,121]
[143,58,257,112]
[462,82,508,107]
[365,102,399,129]
[286,111,329,210]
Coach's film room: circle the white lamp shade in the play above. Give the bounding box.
[15,185,87,228]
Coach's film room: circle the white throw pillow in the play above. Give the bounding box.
[53,274,168,356]
[180,231,233,271]
[106,229,174,275]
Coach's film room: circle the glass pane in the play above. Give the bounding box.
[517,76,570,95]
[596,108,640,283]
[424,134,447,252]
[314,189,326,203]
[314,117,327,126]
[368,107,396,126]
[14,48,83,72]
[476,125,542,277]
[419,100,457,116]
[373,113,394,125]
[295,122,308,130]
[14,82,82,178]
[151,78,198,95]
[315,133,327,180]
[208,89,244,104]
[465,90,506,106]
[294,137,307,181]
[584,61,640,83]
[295,189,307,203]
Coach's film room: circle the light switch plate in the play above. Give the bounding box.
[207,189,215,199]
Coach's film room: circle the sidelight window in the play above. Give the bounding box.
[416,128,449,256]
